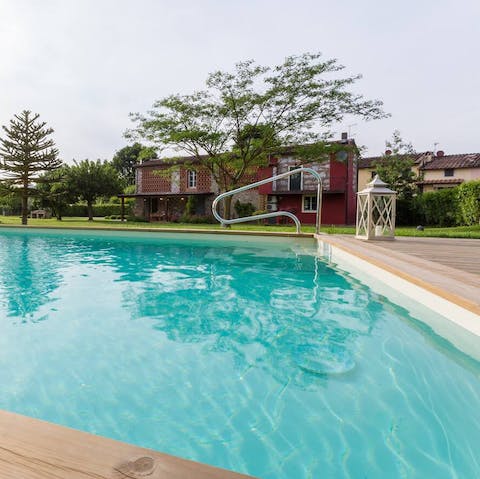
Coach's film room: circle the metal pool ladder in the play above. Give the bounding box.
[212,167,323,234]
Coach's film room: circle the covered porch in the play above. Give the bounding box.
[117,192,213,222]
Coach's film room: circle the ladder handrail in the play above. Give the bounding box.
[212,167,323,234]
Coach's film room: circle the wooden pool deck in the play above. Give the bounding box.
[318,235,480,316]
[0,409,255,478]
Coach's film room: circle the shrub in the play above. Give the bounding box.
[456,180,480,225]
[185,196,197,216]
[251,210,269,225]
[63,203,132,217]
[234,200,255,218]
[395,197,423,226]
[126,215,149,222]
[418,188,460,226]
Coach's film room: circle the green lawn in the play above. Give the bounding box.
[0,216,479,238]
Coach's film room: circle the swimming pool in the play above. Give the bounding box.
[0,228,478,478]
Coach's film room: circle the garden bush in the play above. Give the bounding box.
[184,196,197,216]
[418,188,459,227]
[456,180,480,225]
[126,215,149,222]
[234,200,255,218]
[63,203,132,217]
[395,197,423,226]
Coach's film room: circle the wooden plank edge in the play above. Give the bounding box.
[316,234,480,317]
[0,409,256,479]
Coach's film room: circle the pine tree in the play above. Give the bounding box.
[0,110,61,224]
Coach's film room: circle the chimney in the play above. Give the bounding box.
[419,152,435,165]
[341,132,348,141]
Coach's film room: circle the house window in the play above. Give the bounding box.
[302,195,317,212]
[444,168,454,177]
[187,170,197,188]
[289,166,303,191]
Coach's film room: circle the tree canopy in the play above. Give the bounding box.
[128,52,388,217]
[0,110,61,224]
[112,142,157,185]
[372,130,420,199]
[36,166,76,220]
[67,160,122,220]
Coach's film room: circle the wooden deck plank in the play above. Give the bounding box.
[0,410,255,479]
[317,235,480,316]
[372,237,480,276]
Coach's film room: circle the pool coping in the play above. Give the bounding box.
[0,409,256,478]
[0,223,314,238]
[316,234,480,333]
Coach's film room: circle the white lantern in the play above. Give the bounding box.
[356,175,396,240]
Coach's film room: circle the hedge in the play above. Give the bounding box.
[62,203,132,217]
[417,188,460,227]
[397,180,480,227]
[456,180,480,225]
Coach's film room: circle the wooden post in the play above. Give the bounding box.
[121,196,125,222]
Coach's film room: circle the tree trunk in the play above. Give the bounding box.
[87,201,94,221]
[21,188,28,226]
[52,206,62,220]
[223,195,233,223]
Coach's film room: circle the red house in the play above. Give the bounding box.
[257,139,358,225]
[123,136,358,225]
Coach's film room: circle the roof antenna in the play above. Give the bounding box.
[348,123,357,138]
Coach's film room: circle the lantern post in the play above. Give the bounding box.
[356,175,397,240]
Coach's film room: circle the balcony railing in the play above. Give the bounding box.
[263,176,346,194]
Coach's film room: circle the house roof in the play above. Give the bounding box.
[135,139,358,169]
[358,153,428,168]
[134,155,208,169]
[416,178,464,185]
[420,153,480,170]
[359,152,480,170]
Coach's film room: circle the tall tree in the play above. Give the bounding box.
[68,160,122,220]
[128,52,388,218]
[372,130,420,199]
[112,143,157,185]
[0,110,61,224]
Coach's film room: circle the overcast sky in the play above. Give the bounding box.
[0,0,479,162]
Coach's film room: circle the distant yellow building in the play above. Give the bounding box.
[358,151,480,192]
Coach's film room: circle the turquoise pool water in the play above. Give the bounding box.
[0,228,479,478]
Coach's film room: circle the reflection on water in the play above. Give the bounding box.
[0,236,63,322]
[126,252,377,390]
[0,231,475,390]
[0,232,378,389]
